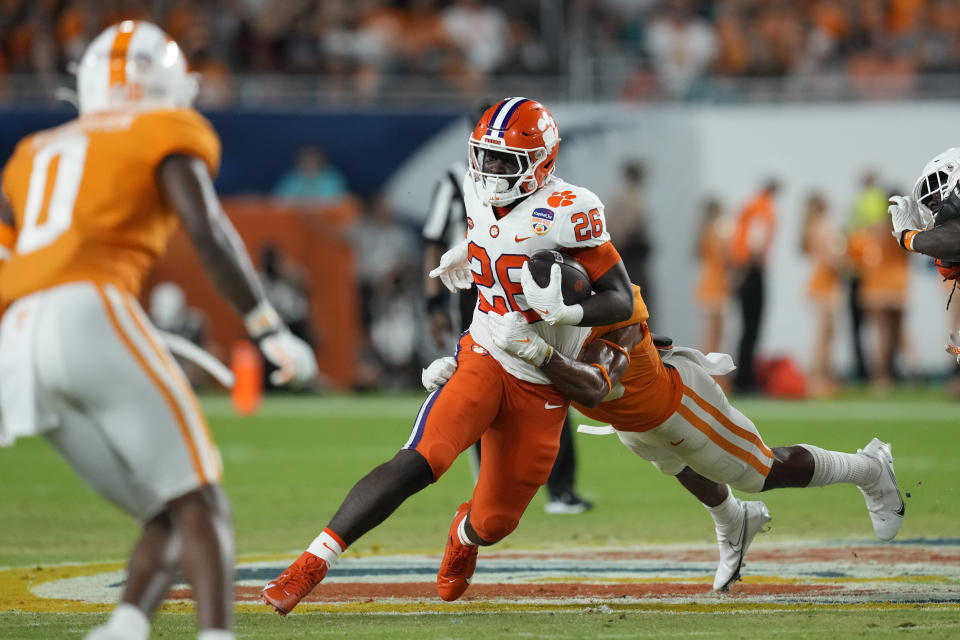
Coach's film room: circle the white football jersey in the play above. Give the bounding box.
[464,173,612,384]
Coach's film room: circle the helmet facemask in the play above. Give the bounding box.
[915,170,949,219]
[913,149,960,228]
[468,140,547,205]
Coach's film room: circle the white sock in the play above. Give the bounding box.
[104,603,149,640]
[306,528,345,566]
[704,491,740,535]
[800,444,881,487]
[198,630,235,640]
[457,514,477,547]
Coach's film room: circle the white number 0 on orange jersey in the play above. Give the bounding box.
[16,132,88,254]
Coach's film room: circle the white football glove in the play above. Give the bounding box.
[422,356,457,391]
[245,302,318,386]
[488,311,552,365]
[428,240,473,293]
[947,331,960,365]
[519,262,584,326]
[888,195,932,235]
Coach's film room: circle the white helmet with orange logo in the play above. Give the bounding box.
[468,97,560,205]
[77,20,198,115]
[913,147,960,226]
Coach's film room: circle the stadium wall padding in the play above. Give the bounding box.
[0,107,460,197]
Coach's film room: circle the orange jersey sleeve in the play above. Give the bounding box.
[563,241,622,281]
[137,108,221,177]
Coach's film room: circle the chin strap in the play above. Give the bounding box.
[948,279,958,311]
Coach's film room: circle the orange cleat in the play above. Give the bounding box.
[261,551,329,616]
[437,501,478,602]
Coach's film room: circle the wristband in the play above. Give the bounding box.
[538,344,554,368]
[244,300,283,338]
[900,229,919,252]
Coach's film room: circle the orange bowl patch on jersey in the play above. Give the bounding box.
[531,208,555,235]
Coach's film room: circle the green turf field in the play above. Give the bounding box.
[1,389,958,638]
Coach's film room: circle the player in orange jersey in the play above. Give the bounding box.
[424,284,906,592]
[0,21,316,640]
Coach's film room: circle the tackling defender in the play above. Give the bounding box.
[262,98,635,614]
[424,282,905,591]
[0,21,317,640]
[888,148,960,358]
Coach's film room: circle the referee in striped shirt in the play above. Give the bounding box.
[422,106,592,514]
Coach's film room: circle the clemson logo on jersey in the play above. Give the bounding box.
[547,190,576,207]
[531,208,554,235]
[490,225,499,238]
[472,344,488,355]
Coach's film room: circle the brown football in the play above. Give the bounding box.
[527,250,592,305]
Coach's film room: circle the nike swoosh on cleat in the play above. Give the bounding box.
[670,438,685,446]
[887,466,906,516]
[725,506,749,557]
[536,308,550,315]
[514,338,531,343]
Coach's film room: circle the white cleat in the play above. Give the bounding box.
[713,500,771,592]
[857,438,905,541]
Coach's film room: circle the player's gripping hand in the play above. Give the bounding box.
[489,311,552,366]
[429,240,473,292]
[889,195,931,236]
[245,302,318,386]
[422,356,457,391]
[520,262,584,326]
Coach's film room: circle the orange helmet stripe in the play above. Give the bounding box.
[108,21,137,86]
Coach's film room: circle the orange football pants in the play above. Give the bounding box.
[404,333,569,543]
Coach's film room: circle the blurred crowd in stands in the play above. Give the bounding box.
[4,0,960,104]
[686,169,960,399]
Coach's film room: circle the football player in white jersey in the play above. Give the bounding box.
[888,148,960,358]
[889,147,960,264]
[262,98,635,613]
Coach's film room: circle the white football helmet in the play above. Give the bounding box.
[913,147,960,225]
[77,20,198,115]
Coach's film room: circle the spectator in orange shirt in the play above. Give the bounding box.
[694,197,731,356]
[800,192,844,396]
[858,214,910,393]
[730,178,779,393]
